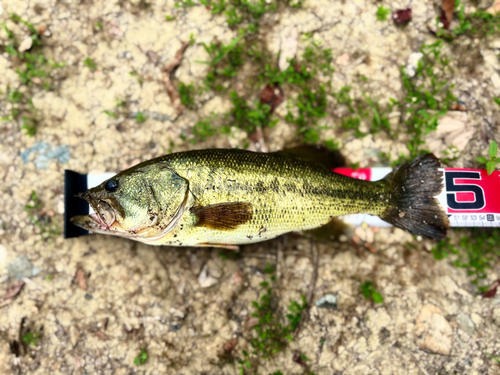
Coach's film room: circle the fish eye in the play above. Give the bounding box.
[105,179,119,192]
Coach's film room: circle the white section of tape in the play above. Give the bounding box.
[370,167,392,181]
[436,168,448,214]
[447,213,500,227]
[339,214,392,227]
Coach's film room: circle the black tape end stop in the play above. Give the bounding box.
[64,170,89,239]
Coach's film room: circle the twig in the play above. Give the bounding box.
[294,239,319,334]
[306,239,319,307]
[162,41,190,115]
[275,236,285,282]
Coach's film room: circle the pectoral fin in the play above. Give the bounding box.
[190,202,253,231]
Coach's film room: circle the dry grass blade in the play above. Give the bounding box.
[95,331,109,340]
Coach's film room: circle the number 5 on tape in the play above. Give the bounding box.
[333,167,500,228]
[437,169,500,227]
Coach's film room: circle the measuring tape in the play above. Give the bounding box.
[333,167,500,228]
[64,167,500,238]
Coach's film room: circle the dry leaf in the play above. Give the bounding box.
[335,53,350,66]
[441,0,455,27]
[75,268,88,291]
[260,83,284,114]
[223,338,237,353]
[449,101,467,111]
[163,41,190,115]
[0,281,25,307]
[292,351,308,367]
[3,281,25,300]
[146,50,159,65]
[392,9,412,24]
[482,280,500,298]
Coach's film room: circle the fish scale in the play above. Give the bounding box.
[155,150,385,245]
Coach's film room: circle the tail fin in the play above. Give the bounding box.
[379,154,449,240]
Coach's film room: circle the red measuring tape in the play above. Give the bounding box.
[333,168,500,228]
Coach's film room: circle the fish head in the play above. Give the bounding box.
[71,163,189,240]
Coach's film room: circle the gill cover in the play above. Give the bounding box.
[72,163,189,239]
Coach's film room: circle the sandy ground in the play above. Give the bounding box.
[1,0,500,374]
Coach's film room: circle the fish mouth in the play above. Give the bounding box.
[71,192,118,232]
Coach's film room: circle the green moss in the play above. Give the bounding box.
[432,229,500,292]
[83,57,97,70]
[439,0,500,39]
[200,36,245,90]
[229,90,276,133]
[178,82,196,108]
[134,349,148,365]
[191,119,218,142]
[235,265,307,373]
[400,41,456,158]
[476,140,500,175]
[285,86,328,144]
[360,281,384,303]
[129,70,144,85]
[22,331,39,346]
[25,191,60,240]
[1,14,65,135]
[376,6,391,21]
[135,112,148,124]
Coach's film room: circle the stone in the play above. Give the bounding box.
[487,0,500,14]
[405,52,423,77]
[315,294,337,309]
[491,72,500,89]
[425,111,474,158]
[456,313,475,335]
[415,304,453,356]
[6,256,39,280]
[18,37,33,53]
[198,263,219,288]
[279,26,298,71]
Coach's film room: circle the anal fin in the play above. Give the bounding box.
[197,242,240,251]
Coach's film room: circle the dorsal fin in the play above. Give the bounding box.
[274,145,346,170]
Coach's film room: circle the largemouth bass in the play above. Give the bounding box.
[71,149,449,246]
